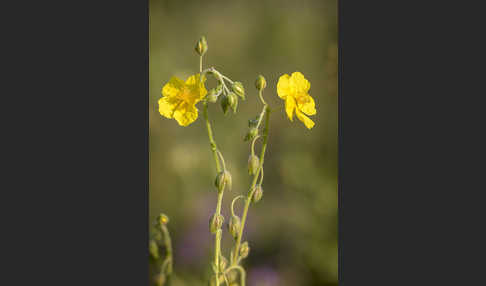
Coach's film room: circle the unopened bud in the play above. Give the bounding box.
[209,214,224,233]
[195,36,208,56]
[207,88,218,103]
[215,170,232,192]
[231,82,245,100]
[239,241,250,259]
[149,240,159,260]
[157,213,169,225]
[220,94,230,115]
[255,75,267,91]
[252,185,263,203]
[227,92,238,113]
[246,127,259,142]
[248,154,260,175]
[219,255,228,272]
[228,215,241,239]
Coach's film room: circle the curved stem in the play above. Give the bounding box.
[231,106,271,264]
[200,58,227,286]
[217,150,226,171]
[231,195,245,217]
[203,103,222,173]
[250,135,261,156]
[160,224,173,275]
[225,265,246,286]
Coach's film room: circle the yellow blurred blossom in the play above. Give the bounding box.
[276,72,316,129]
[159,74,207,126]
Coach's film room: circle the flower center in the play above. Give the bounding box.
[296,95,309,105]
[179,87,193,104]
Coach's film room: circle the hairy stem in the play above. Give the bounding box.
[200,56,225,286]
[231,105,271,265]
[160,224,173,277]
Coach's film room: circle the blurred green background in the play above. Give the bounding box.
[149,0,337,285]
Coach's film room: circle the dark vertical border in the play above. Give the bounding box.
[337,0,343,284]
[5,0,150,284]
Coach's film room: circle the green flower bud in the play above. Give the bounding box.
[244,127,259,141]
[154,274,166,286]
[255,75,267,91]
[207,88,218,103]
[157,213,169,225]
[219,255,228,272]
[215,82,223,94]
[227,92,238,113]
[248,154,260,175]
[228,215,241,239]
[231,81,245,100]
[215,170,232,192]
[226,270,238,284]
[149,240,159,260]
[220,94,230,115]
[252,185,263,203]
[209,214,224,233]
[239,241,250,259]
[195,36,208,56]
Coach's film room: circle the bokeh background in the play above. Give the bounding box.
[149,0,337,285]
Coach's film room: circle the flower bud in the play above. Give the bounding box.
[220,94,230,115]
[231,81,245,100]
[157,213,169,225]
[252,185,263,203]
[248,154,260,175]
[215,170,232,192]
[226,270,238,284]
[228,215,241,239]
[195,36,208,56]
[239,241,250,259]
[209,214,224,233]
[227,92,238,113]
[244,127,259,142]
[149,240,159,260]
[207,88,218,103]
[255,75,267,91]
[219,255,228,272]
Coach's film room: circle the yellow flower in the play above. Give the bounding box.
[159,73,207,126]
[277,72,316,129]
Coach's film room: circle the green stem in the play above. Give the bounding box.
[160,224,173,275]
[203,103,222,173]
[231,106,271,265]
[200,57,226,286]
[199,56,203,74]
[225,265,246,286]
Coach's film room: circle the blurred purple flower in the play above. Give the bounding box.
[175,196,214,265]
[248,265,280,286]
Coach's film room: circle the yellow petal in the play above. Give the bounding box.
[290,72,310,94]
[185,74,208,103]
[162,77,185,98]
[173,102,199,126]
[185,73,206,86]
[277,74,291,99]
[297,94,316,116]
[295,108,315,129]
[285,95,296,121]
[158,97,181,119]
